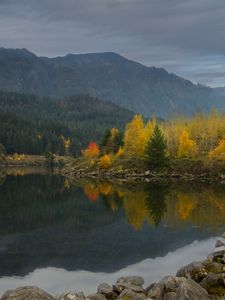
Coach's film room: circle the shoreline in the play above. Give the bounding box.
[1,155,225,183]
[1,232,225,299]
[62,158,225,183]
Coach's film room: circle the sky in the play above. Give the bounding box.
[0,0,225,87]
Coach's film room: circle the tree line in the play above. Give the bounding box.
[82,110,225,168]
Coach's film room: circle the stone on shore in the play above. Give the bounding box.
[0,286,55,300]
[86,293,107,300]
[147,276,209,300]
[97,283,117,299]
[215,239,225,248]
[116,276,144,287]
[176,261,207,282]
[57,291,85,300]
[117,289,147,300]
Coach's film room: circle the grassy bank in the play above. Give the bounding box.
[0,154,69,168]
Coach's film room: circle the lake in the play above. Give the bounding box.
[0,170,225,296]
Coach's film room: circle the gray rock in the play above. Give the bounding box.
[148,276,209,300]
[200,273,225,291]
[86,294,107,300]
[208,246,225,262]
[215,239,225,248]
[176,261,207,282]
[57,291,85,300]
[148,276,181,299]
[117,289,146,300]
[113,283,145,294]
[116,276,144,287]
[97,283,117,299]
[163,292,176,300]
[202,259,225,274]
[0,286,55,300]
[175,278,209,300]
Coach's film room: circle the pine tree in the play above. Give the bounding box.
[145,125,168,167]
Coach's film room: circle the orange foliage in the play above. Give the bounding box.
[83,141,100,159]
[84,184,99,202]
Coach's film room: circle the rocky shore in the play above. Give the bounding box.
[1,233,225,300]
[62,166,225,183]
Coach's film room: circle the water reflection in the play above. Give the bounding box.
[0,172,225,295]
[80,180,225,231]
[0,238,217,296]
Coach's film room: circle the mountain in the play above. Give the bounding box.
[213,87,225,99]
[0,47,224,117]
[0,91,133,155]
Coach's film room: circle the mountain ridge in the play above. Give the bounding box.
[0,47,224,117]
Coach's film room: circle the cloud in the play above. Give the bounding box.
[0,0,225,86]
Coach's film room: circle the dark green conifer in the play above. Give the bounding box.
[145,124,168,167]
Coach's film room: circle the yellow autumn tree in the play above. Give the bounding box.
[209,137,225,160]
[177,128,198,158]
[123,114,148,157]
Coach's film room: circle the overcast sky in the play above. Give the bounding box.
[0,0,225,87]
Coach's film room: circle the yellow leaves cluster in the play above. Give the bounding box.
[99,154,112,169]
[209,137,225,160]
[116,147,124,157]
[177,129,198,158]
[123,114,155,157]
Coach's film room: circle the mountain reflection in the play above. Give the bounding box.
[0,172,225,277]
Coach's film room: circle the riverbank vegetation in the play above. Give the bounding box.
[79,110,225,173]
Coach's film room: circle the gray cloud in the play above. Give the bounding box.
[0,0,224,86]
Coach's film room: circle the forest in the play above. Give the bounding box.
[1,89,225,165]
[0,91,133,156]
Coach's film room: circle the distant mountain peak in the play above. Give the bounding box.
[0,47,37,59]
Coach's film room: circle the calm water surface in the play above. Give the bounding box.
[0,170,225,295]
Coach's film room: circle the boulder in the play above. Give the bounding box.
[200,273,225,290]
[97,283,117,299]
[202,259,225,274]
[86,294,107,300]
[116,276,144,287]
[175,278,209,300]
[0,286,55,300]
[113,282,145,294]
[207,245,225,262]
[176,261,207,282]
[148,276,182,299]
[215,239,225,248]
[148,276,209,300]
[200,273,225,299]
[57,291,85,300]
[117,289,146,300]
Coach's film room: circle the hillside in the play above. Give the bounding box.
[0,47,224,117]
[213,86,225,99]
[0,91,133,155]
